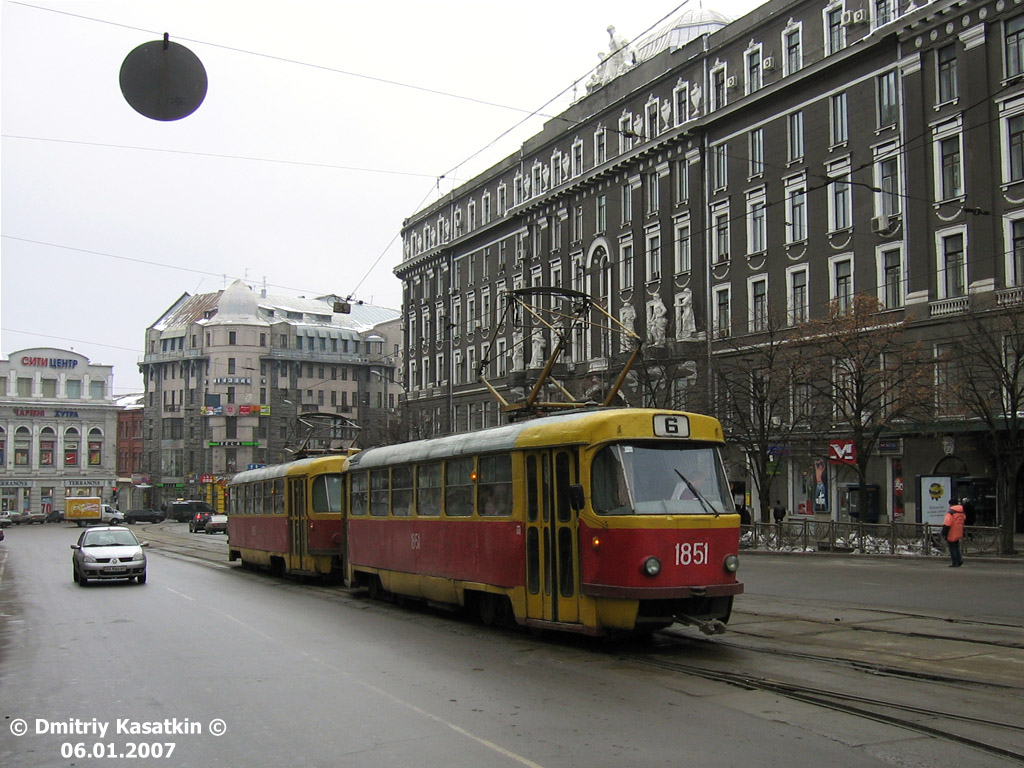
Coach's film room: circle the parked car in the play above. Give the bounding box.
[124,508,166,524]
[188,510,214,533]
[44,509,65,523]
[70,525,148,585]
[0,511,12,528]
[7,510,27,525]
[204,514,228,534]
[168,500,215,523]
[24,509,47,524]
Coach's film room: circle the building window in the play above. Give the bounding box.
[880,247,903,309]
[674,158,689,202]
[673,221,691,274]
[745,46,762,93]
[621,183,633,224]
[788,267,808,324]
[672,79,689,124]
[1007,14,1024,78]
[831,256,854,312]
[573,206,584,242]
[747,195,767,255]
[572,138,584,176]
[596,194,607,232]
[1007,113,1024,183]
[645,230,661,281]
[937,44,958,104]
[784,25,802,75]
[877,154,901,217]
[749,128,764,176]
[39,428,55,466]
[877,71,899,128]
[939,230,966,298]
[64,427,79,466]
[828,163,852,231]
[645,98,660,139]
[711,67,727,110]
[713,286,731,338]
[1010,218,1024,286]
[228,331,236,345]
[749,277,768,332]
[645,172,660,213]
[712,206,730,264]
[874,0,895,26]
[830,93,848,146]
[787,112,804,162]
[786,182,808,243]
[938,135,963,200]
[712,143,728,189]
[594,127,607,165]
[618,113,633,154]
[826,5,845,55]
[620,241,634,290]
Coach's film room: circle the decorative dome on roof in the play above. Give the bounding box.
[208,280,266,325]
[634,7,734,61]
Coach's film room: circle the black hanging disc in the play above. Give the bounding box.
[119,37,207,121]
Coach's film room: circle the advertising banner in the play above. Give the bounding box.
[918,475,952,524]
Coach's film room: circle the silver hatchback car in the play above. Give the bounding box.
[70,526,149,585]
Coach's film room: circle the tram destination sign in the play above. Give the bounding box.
[653,414,690,438]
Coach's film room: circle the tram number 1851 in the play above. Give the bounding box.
[674,541,708,566]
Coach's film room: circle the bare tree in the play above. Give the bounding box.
[800,294,931,521]
[946,301,1024,554]
[712,311,810,522]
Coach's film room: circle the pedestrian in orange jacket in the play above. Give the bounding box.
[942,502,966,567]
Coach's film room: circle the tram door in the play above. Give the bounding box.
[287,477,308,571]
[523,448,580,625]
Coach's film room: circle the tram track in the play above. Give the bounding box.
[633,652,1024,763]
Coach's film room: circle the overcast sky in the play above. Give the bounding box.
[1,0,766,395]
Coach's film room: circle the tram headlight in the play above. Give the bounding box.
[723,554,740,573]
[641,556,661,577]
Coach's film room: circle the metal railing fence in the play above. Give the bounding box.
[741,520,1002,556]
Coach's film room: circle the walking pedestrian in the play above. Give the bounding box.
[942,500,966,567]
[772,500,786,525]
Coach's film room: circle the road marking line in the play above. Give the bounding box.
[164,587,194,601]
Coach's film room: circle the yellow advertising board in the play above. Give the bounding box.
[65,497,102,520]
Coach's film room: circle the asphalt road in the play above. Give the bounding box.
[0,523,1021,768]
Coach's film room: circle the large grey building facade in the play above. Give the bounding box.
[139,281,401,508]
[397,0,1024,534]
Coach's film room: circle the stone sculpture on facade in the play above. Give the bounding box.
[648,294,669,346]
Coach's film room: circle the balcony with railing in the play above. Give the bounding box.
[929,295,969,317]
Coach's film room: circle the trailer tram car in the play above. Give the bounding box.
[345,408,743,636]
[227,455,345,578]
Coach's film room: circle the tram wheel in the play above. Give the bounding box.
[367,575,386,601]
[477,593,512,627]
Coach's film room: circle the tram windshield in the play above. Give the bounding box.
[591,443,733,516]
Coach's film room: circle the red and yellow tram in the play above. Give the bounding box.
[227,455,345,578]
[345,408,742,636]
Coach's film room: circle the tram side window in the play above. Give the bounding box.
[417,462,441,516]
[392,466,413,516]
[477,454,512,516]
[445,458,474,516]
[312,474,343,513]
[370,470,389,516]
[273,479,285,515]
[351,472,368,516]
